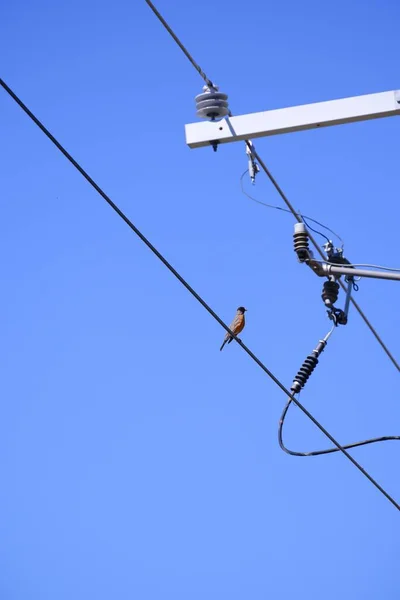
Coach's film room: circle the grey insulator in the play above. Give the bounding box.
[195,85,229,121]
[293,223,309,262]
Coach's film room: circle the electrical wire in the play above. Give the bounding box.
[240,170,344,245]
[1,76,399,511]
[300,215,331,245]
[278,327,400,456]
[144,0,400,373]
[279,397,400,457]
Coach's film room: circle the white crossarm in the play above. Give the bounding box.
[185,90,400,149]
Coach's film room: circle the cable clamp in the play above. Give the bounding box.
[245,141,260,184]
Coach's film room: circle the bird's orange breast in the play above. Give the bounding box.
[232,314,245,335]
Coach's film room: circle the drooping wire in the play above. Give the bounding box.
[240,170,344,246]
[278,326,400,456]
[300,215,331,245]
[279,395,400,457]
[2,76,399,511]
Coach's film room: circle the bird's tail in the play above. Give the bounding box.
[220,335,232,351]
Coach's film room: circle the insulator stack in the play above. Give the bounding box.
[195,85,230,121]
[322,280,339,306]
[293,223,310,262]
[291,338,328,395]
[291,354,319,394]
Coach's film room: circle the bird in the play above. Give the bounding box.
[220,306,247,351]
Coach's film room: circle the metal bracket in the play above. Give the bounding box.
[245,141,260,184]
[307,260,400,282]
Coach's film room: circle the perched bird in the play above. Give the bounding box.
[220,306,247,351]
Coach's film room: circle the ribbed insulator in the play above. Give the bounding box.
[291,354,319,394]
[293,225,310,262]
[322,280,339,306]
[195,85,229,121]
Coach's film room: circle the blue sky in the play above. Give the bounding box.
[1,0,400,597]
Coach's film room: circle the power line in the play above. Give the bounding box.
[279,397,400,457]
[144,0,213,88]
[1,78,399,510]
[144,0,400,374]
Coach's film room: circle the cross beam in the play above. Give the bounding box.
[185,90,400,149]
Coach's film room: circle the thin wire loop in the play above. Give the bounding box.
[240,170,344,245]
[279,399,400,457]
[300,215,331,245]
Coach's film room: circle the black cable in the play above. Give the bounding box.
[279,397,400,457]
[1,77,399,511]
[278,328,400,456]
